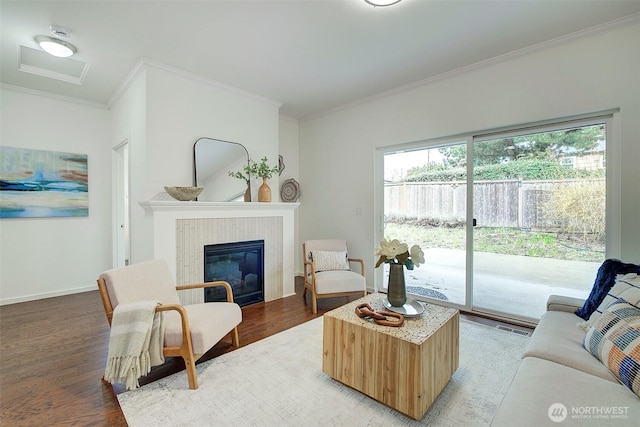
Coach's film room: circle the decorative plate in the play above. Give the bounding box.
[382,297,426,317]
[280,178,300,202]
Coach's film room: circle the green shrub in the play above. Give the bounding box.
[405,159,603,182]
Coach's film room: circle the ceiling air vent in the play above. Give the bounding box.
[18,45,90,84]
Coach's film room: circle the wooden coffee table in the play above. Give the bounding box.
[322,293,459,420]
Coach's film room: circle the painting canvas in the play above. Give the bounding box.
[0,147,88,218]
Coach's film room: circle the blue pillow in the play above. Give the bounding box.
[575,259,640,320]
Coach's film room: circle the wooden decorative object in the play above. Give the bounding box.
[354,302,404,327]
[323,293,459,420]
[258,178,271,202]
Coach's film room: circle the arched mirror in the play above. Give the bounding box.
[193,137,250,202]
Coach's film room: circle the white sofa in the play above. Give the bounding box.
[491,294,640,426]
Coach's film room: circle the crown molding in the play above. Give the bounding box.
[106,58,146,107]
[301,13,640,122]
[279,114,299,124]
[108,57,283,110]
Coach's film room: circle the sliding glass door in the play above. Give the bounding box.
[472,122,607,321]
[383,141,468,306]
[380,115,613,323]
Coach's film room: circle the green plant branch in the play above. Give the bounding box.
[229,156,279,181]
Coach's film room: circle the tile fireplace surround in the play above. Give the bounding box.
[141,201,299,305]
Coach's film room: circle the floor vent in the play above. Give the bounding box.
[497,325,531,336]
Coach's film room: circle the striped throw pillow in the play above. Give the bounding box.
[588,273,640,326]
[583,297,640,397]
[311,250,349,272]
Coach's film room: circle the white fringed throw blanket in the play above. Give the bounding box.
[104,301,166,390]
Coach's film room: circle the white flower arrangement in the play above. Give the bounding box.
[374,238,425,270]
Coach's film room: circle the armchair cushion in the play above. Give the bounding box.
[100,260,181,306]
[313,270,366,295]
[164,302,242,355]
[311,250,349,272]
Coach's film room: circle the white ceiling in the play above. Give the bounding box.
[2,0,639,119]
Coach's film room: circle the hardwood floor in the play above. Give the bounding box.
[0,278,531,426]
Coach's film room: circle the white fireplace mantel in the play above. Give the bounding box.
[140,200,300,214]
[141,201,299,303]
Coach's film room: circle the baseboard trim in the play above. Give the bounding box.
[0,285,97,306]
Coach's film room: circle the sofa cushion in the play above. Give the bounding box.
[588,273,640,326]
[575,259,640,321]
[491,357,640,427]
[524,311,617,382]
[547,295,586,313]
[584,297,640,398]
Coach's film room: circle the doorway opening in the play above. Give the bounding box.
[113,141,130,268]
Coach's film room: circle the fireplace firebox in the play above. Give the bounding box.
[204,240,264,307]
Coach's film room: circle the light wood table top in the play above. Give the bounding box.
[324,292,458,343]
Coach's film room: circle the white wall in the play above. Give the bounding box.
[279,116,301,271]
[144,66,281,201]
[0,88,112,304]
[1,61,290,304]
[110,63,283,264]
[110,70,150,263]
[298,21,640,287]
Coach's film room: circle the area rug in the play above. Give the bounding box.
[406,286,448,301]
[118,317,529,426]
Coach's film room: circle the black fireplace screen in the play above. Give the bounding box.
[204,240,264,307]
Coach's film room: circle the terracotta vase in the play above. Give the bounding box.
[387,263,407,307]
[258,177,271,202]
[244,183,251,202]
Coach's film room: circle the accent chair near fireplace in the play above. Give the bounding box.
[97,259,242,389]
[302,239,366,313]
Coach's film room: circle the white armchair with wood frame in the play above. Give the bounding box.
[302,239,366,313]
[97,259,242,390]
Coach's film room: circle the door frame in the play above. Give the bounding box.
[112,140,130,268]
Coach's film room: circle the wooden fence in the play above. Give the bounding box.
[384,178,604,229]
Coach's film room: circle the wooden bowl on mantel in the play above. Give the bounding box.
[164,186,203,201]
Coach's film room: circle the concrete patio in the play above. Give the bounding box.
[393,248,600,321]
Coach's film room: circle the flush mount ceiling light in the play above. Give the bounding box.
[35,25,77,58]
[365,0,402,6]
[35,36,77,57]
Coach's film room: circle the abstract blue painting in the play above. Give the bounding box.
[0,147,88,218]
